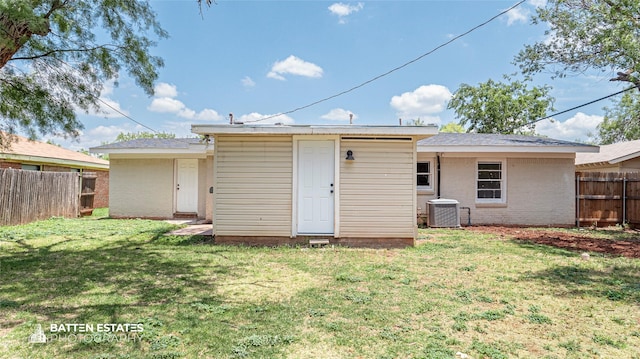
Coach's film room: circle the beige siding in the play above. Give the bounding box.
[214,136,293,236]
[109,158,175,218]
[439,156,575,225]
[340,139,415,237]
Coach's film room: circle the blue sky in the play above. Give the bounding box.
[47,0,624,150]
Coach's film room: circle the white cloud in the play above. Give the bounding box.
[154,82,178,98]
[241,76,256,88]
[236,112,295,125]
[147,83,223,122]
[529,0,547,7]
[503,6,528,26]
[328,2,364,24]
[267,55,323,81]
[321,108,357,121]
[536,112,603,142]
[148,97,186,113]
[390,84,452,121]
[82,81,129,119]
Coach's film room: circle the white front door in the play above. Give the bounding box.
[176,159,198,213]
[297,140,335,234]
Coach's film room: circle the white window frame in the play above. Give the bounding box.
[476,159,506,204]
[416,161,432,190]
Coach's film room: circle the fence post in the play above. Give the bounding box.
[623,177,627,225]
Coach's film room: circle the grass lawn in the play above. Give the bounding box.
[0,211,639,358]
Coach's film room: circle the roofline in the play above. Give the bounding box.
[191,124,438,137]
[89,143,211,155]
[608,150,640,164]
[0,154,109,170]
[417,144,599,154]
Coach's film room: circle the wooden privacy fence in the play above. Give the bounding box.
[0,169,80,226]
[576,172,640,227]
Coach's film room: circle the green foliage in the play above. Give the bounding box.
[447,76,554,135]
[515,0,640,87]
[439,122,465,133]
[0,0,168,147]
[597,91,640,144]
[115,131,176,142]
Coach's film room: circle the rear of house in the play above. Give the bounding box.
[192,124,437,247]
[418,133,598,226]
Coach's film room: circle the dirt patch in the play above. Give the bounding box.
[464,226,640,259]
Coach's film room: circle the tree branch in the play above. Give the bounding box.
[8,44,124,62]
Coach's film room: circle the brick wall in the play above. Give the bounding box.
[93,170,109,208]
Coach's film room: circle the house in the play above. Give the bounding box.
[93,125,438,247]
[417,133,598,226]
[1,133,110,208]
[575,139,640,172]
[90,138,213,220]
[91,129,599,245]
[190,124,437,247]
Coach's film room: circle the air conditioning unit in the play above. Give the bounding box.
[428,199,460,228]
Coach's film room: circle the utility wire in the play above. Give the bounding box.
[513,85,637,131]
[246,0,527,123]
[50,58,159,133]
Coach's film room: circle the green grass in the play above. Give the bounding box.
[0,216,639,358]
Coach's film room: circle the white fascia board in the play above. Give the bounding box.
[417,145,599,154]
[608,151,640,164]
[191,124,438,137]
[90,145,208,155]
[0,154,109,170]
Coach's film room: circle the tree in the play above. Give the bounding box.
[447,77,554,135]
[515,0,640,87]
[439,122,465,133]
[0,0,169,148]
[404,118,425,126]
[114,131,176,142]
[597,91,640,144]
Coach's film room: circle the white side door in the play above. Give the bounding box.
[297,140,335,234]
[176,159,198,213]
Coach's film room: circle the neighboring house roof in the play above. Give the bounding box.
[1,133,109,170]
[91,138,210,155]
[418,133,598,153]
[575,139,640,166]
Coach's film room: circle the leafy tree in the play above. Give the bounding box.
[405,118,425,126]
[114,131,176,142]
[447,77,554,135]
[439,122,465,133]
[597,91,640,144]
[515,0,640,87]
[0,0,169,148]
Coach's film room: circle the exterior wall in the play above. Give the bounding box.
[93,170,109,208]
[109,158,175,218]
[432,155,575,226]
[339,139,416,238]
[213,136,293,236]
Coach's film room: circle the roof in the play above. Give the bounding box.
[418,133,598,153]
[1,133,109,170]
[191,124,438,137]
[90,137,210,155]
[575,139,640,166]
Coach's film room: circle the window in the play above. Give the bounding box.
[417,161,432,189]
[477,161,504,202]
[21,164,41,171]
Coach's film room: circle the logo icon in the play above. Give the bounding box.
[28,324,46,344]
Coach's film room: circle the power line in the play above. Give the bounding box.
[515,86,637,131]
[49,58,160,133]
[246,0,527,123]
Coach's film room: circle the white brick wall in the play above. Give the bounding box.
[419,155,576,226]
